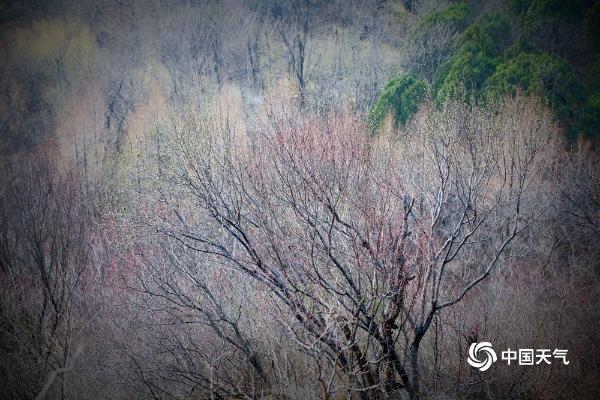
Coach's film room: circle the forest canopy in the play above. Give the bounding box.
[375,0,599,139]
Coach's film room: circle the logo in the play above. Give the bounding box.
[467,343,570,371]
[468,342,497,371]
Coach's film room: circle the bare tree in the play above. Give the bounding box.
[130,95,555,399]
[0,151,93,400]
[274,0,314,109]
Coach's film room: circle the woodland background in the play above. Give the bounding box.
[0,0,599,399]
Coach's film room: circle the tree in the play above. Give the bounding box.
[420,2,471,29]
[521,0,583,55]
[369,74,430,129]
[572,92,600,139]
[583,1,600,54]
[0,151,92,400]
[484,52,584,122]
[402,2,472,81]
[435,13,511,102]
[133,97,554,399]
[274,0,314,108]
[523,0,582,31]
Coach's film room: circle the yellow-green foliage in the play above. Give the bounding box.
[8,17,97,75]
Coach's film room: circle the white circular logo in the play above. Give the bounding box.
[467,342,497,371]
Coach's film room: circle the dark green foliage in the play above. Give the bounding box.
[507,0,532,16]
[405,2,472,81]
[458,13,512,55]
[504,36,537,58]
[369,74,430,129]
[420,2,472,31]
[572,60,600,139]
[572,92,600,139]
[435,49,500,102]
[484,52,584,121]
[377,0,598,141]
[583,2,600,53]
[435,14,511,102]
[523,0,582,31]
[585,58,600,93]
